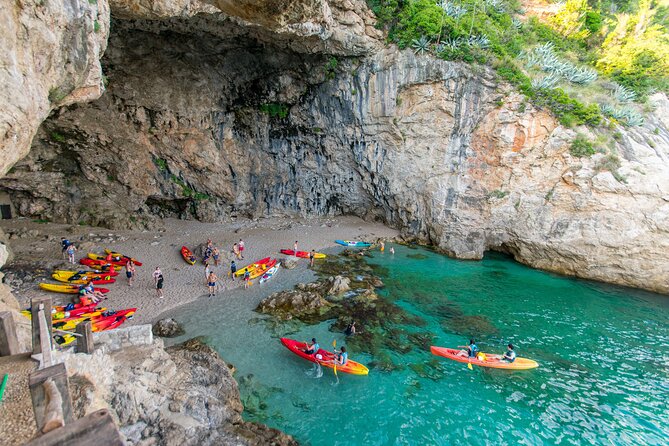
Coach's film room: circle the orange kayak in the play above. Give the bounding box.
[430,346,539,370]
[280,338,369,375]
[181,246,196,265]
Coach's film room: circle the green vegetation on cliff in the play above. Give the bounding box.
[367,0,669,127]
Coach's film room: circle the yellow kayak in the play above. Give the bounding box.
[52,272,115,285]
[234,257,271,277]
[39,283,110,294]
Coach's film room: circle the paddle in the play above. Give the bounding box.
[332,340,338,377]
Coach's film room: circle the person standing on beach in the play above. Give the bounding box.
[205,263,211,285]
[243,269,250,289]
[125,260,135,286]
[212,247,220,266]
[293,240,299,255]
[230,260,237,280]
[156,274,164,298]
[153,267,162,286]
[239,239,245,259]
[66,243,77,264]
[233,243,241,260]
[309,250,315,268]
[207,271,218,297]
[61,237,71,259]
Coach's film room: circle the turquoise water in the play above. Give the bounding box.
[164,245,669,445]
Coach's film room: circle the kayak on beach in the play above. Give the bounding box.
[79,258,123,271]
[430,346,539,370]
[259,265,280,283]
[54,269,119,278]
[279,249,326,259]
[21,302,103,320]
[51,272,115,285]
[335,240,371,247]
[39,283,110,294]
[234,257,272,277]
[181,246,196,265]
[103,249,143,266]
[247,258,277,280]
[280,338,369,375]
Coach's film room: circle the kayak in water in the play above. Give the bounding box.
[280,338,369,375]
[430,346,539,370]
[335,240,371,247]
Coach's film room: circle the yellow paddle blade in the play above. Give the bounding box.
[467,362,473,370]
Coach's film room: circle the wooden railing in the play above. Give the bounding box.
[0,296,123,445]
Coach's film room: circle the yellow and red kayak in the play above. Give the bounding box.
[247,259,278,280]
[103,249,143,266]
[280,338,369,375]
[181,246,196,265]
[234,257,271,277]
[279,249,326,259]
[430,346,539,370]
[55,269,119,278]
[52,272,115,285]
[39,283,110,294]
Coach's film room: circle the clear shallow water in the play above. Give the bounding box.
[164,245,669,445]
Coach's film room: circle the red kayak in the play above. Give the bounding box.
[280,338,369,375]
[79,258,122,270]
[278,249,325,259]
[181,246,196,265]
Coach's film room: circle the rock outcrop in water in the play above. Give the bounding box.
[0,0,668,292]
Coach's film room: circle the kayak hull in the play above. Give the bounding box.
[181,246,196,265]
[279,249,326,259]
[248,259,277,280]
[430,346,539,370]
[280,338,369,375]
[334,240,371,247]
[259,265,279,283]
[39,283,110,294]
[234,257,271,277]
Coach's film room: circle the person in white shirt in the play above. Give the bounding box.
[153,267,162,286]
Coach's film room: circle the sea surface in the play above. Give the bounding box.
[164,245,669,445]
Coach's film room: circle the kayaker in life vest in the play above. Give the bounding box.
[502,344,516,363]
[335,346,348,366]
[467,339,479,358]
[302,338,319,355]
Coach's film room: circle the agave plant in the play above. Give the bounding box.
[564,67,598,84]
[485,0,506,13]
[613,84,636,103]
[439,1,468,18]
[412,36,431,55]
[531,73,560,90]
[468,34,490,49]
[440,37,464,51]
[620,108,644,126]
[600,103,615,116]
[512,17,522,30]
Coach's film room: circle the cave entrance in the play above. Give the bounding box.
[0,191,13,219]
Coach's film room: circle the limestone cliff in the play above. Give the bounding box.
[0,0,109,177]
[0,0,668,293]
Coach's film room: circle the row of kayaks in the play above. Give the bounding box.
[280,339,539,375]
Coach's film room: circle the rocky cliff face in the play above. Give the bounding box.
[0,0,109,177]
[0,0,668,293]
[65,336,297,445]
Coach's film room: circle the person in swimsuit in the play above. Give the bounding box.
[205,263,211,285]
[233,243,241,260]
[466,339,479,358]
[243,269,250,289]
[61,238,71,258]
[293,240,298,255]
[125,260,135,286]
[212,247,220,266]
[153,267,162,286]
[345,321,356,336]
[309,250,315,267]
[156,274,164,298]
[238,239,245,259]
[66,243,77,264]
[207,271,218,297]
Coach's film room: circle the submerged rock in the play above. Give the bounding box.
[152,318,185,337]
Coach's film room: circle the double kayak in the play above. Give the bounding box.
[430,346,539,370]
[52,272,115,285]
[39,283,110,294]
[279,249,326,259]
[104,249,143,266]
[234,257,271,277]
[335,240,371,247]
[79,258,122,271]
[55,269,118,278]
[247,259,277,280]
[280,338,369,375]
[181,246,196,265]
[259,265,279,284]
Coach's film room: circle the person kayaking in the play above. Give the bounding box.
[466,339,478,358]
[302,338,319,356]
[501,344,516,363]
[345,321,356,336]
[335,346,348,366]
